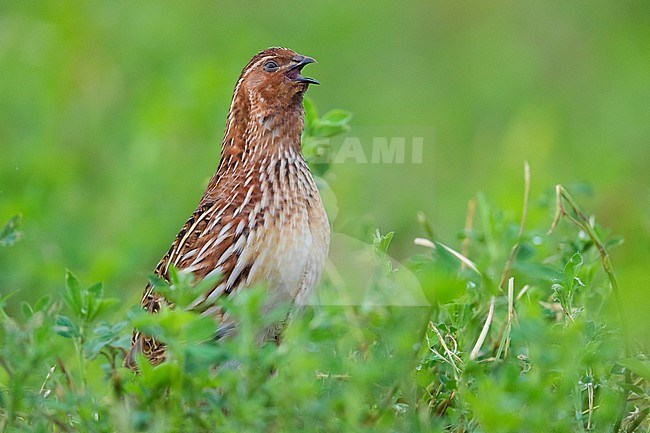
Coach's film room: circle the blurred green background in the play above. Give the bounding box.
[1,2,648,329]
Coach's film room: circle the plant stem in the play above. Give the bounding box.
[548,184,632,433]
[549,185,629,353]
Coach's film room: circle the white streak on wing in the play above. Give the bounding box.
[205,284,226,303]
[260,188,269,209]
[217,222,233,240]
[186,265,221,309]
[226,255,248,289]
[168,205,215,271]
[235,219,246,235]
[249,203,261,229]
[207,192,239,231]
[180,249,197,262]
[182,261,203,273]
[207,206,227,231]
[215,232,246,268]
[194,236,218,263]
[204,266,223,281]
[266,158,275,176]
[234,185,255,217]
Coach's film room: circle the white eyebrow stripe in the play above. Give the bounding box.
[248,55,276,70]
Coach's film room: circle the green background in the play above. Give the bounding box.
[1,2,648,332]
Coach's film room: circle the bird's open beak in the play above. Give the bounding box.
[287,56,320,85]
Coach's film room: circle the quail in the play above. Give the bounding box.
[125,47,329,368]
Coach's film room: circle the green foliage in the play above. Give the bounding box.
[0,103,647,432]
[1,178,648,432]
[0,3,647,430]
[1,87,648,432]
[0,215,22,248]
[0,1,647,339]
[61,270,120,327]
[302,96,352,176]
[148,266,221,311]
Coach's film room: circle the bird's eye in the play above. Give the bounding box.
[263,61,279,72]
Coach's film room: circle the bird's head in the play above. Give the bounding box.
[236,47,319,109]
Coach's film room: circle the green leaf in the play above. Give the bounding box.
[408,257,467,305]
[54,315,80,338]
[311,109,351,138]
[21,301,33,319]
[321,109,352,125]
[418,212,437,242]
[605,235,625,249]
[512,262,564,281]
[33,295,51,312]
[0,289,19,309]
[618,358,650,382]
[0,214,23,247]
[565,181,594,198]
[64,269,83,317]
[303,96,318,132]
[564,252,583,277]
[312,120,349,138]
[83,321,129,359]
[152,266,221,309]
[372,230,394,255]
[168,265,181,286]
[619,382,647,397]
[181,315,218,342]
[514,242,536,261]
[184,343,220,371]
[140,362,181,390]
[88,297,120,321]
[87,281,103,298]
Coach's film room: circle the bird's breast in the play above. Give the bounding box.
[244,156,329,306]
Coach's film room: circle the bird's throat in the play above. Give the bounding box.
[213,98,306,184]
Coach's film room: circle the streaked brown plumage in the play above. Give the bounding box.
[125,47,329,368]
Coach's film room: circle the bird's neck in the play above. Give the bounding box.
[210,92,306,187]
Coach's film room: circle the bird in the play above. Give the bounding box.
[124,47,330,369]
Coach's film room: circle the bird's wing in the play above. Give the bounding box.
[126,198,240,367]
[127,179,266,368]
